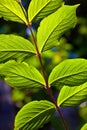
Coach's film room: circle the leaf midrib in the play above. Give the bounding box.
[0,2,27,24]
[6,70,45,86]
[18,105,55,129]
[0,49,35,54]
[50,70,87,84]
[58,86,87,106]
[40,6,77,52]
[40,11,67,52]
[29,0,51,22]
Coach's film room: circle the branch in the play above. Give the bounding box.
[28,24,69,130]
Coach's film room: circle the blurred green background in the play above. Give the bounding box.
[0,0,87,130]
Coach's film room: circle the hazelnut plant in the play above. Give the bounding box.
[0,0,87,130]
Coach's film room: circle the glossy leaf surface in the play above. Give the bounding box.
[58,82,87,106]
[37,5,79,52]
[28,0,63,22]
[1,61,45,88]
[15,100,56,130]
[0,0,28,24]
[0,34,36,62]
[49,59,87,87]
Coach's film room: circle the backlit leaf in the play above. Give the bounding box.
[58,82,87,107]
[28,0,63,22]
[80,123,87,130]
[14,100,56,130]
[0,0,28,24]
[0,34,36,62]
[0,64,3,78]
[37,5,79,52]
[49,59,87,87]
[1,60,45,89]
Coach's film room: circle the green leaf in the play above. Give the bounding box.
[80,123,87,130]
[0,64,3,70]
[28,0,63,22]
[0,64,3,78]
[0,0,28,24]
[0,34,36,62]
[14,100,56,130]
[37,5,79,52]
[57,82,87,107]
[1,60,45,89]
[49,59,87,87]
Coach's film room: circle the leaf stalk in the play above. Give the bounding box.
[28,24,69,130]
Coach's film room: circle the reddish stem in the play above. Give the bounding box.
[19,2,69,130]
[28,24,69,130]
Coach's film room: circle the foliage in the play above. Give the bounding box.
[15,100,55,130]
[1,60,45,88]
[58,82,87,107]
[0,0,87,130]
[0,0,28,24]
[80,123,87,130]
[0,34,36,62]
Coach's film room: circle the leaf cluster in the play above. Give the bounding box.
[0,0,87,130]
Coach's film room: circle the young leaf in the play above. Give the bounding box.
[14,100,56,130]
[80,123,87,130]
[28,0,63,22]
[0,0,28,25]
[57,82,87,107]
[0,34,36,62]
[1,60,45,89]
[49,59,87,87]
[37,5,79,52]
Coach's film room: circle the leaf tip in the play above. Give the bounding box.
[75,4,80,8]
